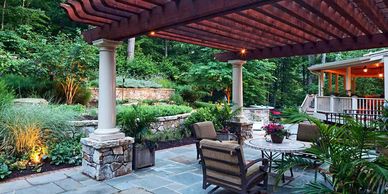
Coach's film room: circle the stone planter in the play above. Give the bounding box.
[270,134,284,144]
[133,145,155,170]
[217,132,236,141]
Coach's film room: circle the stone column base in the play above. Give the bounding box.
[228,121,253,144]
[81,136,134,181]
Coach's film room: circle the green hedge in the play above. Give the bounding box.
[117,104,192,118]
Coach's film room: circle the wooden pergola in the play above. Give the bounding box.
[61,0,388,62]
[60,0,388,180]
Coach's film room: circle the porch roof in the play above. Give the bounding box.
[61,0,388,61]
[308,50,387,78]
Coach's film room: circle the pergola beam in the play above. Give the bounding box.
[215,33,388,61]
[82,0,280,43]
[353,0,388,32]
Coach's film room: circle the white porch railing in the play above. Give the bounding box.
[315,96,384,113]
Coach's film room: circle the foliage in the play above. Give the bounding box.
[0,163,11,179]
[184,102,236,132]
[0,105,77,155]
[115,76,162,88]
[193,101,217,109]
[118,104,192,118]
[117,105,156,144]
[168,93,185,105]
[275,114,388,193]
[0,79,13,111]
[262,123,287,138]
[0,74,54,98]
[176,85,205,104]
[48,134,83,166]
[146,128,189,143]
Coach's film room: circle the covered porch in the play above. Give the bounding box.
[306,50,388,124]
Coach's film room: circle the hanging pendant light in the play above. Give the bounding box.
[379,66,383,78]
[363,66,368,73]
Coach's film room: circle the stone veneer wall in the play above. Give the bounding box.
[81,137,133,181]
[243,108,271,126]
[72,112,191,136]
[91,88,175,101]
[150,113,191,132]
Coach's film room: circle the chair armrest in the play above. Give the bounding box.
[245,158,269,171]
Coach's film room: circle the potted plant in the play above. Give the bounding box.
[117,105,157,170]
[263,123,287,143]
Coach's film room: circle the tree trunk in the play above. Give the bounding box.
[307,55,315,85]
[1,0,6,30]
[127,38,135,62]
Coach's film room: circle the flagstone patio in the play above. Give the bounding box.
[0,126,319,194]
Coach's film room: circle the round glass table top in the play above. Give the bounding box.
[244,138,311,153]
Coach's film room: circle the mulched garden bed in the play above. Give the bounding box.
[2,162,77,182]
[155,137,195,150]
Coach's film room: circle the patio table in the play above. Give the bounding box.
[244,137,312,182]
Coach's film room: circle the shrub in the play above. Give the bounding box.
[49,134,83,166]
[176,85,204,104]
[1,74,53,98]
[116,77,162,88]
[0,105,77,155]
[193,101,216,109]
[117,105,156,144]
[184,107,215,130]
[117,105,192,118]
[184,103,236,132]
[169,93,184,105]
[0,80,14,111]
[0,163,11,179]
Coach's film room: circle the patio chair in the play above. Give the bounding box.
[192,121,238,160]
[296,123,320,142]
[199,139,268,194]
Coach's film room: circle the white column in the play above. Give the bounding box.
[229,60,246,122]
[346,67,352,96]
[384,56,388,103]
[318,71,324,96]
[90,39,125,141]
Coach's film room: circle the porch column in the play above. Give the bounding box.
[328,72,332,94]
[229,60,246,121]
[335,74,339,94]
[346,67,352,96]
[91,39,125,141]
[318,71,325,96]
[81,39,134,181]
[384,56,388,103]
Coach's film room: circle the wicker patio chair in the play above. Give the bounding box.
[297,123,320,142]
[192,121,237,160]
[199,139,268,194]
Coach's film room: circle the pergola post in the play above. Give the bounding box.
[229,60,246,121]
[91,39,124,140]
[228,60,253,142]
[81,39,134,181]
[346,67,352,96]
[351,78,356,94]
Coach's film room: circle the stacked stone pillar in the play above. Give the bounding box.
[228,60,253,142]
[81,39,134,181]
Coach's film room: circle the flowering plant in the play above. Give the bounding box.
[263,123,287,138]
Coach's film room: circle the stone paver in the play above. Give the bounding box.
[0,179,32,194]
[55,178,84,191]
[26,171,67,185]
[1,125,317,194]
[11,182,64,194]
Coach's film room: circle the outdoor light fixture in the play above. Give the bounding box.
[149,31,156,36]
[379,66,383,78]
[240,49,246,54]
[363,66,368,73]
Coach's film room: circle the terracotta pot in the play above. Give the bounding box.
[271,134,284,144]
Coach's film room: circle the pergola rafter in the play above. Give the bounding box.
[60,0,388,61]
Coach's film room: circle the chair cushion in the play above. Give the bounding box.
[193,121,218,140]
[297,123,320,142]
